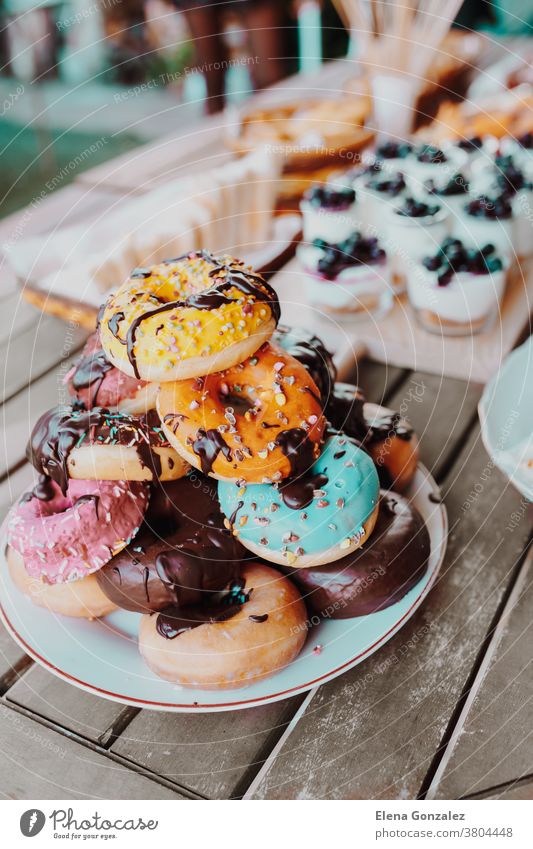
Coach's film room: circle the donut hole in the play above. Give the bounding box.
[218,391,255,417]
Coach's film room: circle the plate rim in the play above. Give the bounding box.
[0,463,447,713]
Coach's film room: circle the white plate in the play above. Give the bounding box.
[0,465,446,713]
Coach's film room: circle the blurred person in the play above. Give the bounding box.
[175,1,289,114]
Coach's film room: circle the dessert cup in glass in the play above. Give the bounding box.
[297,244,394,322]
[385,199,450,275]
[454,201,514,258]
[407,243,509,336]
[401,144,467,192]
[299,186,362,244]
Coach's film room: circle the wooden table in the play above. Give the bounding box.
[0,269,531,799]
[0,48,532,800]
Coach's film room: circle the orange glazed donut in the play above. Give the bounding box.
[99,252,280,382]
[158,342,327,483]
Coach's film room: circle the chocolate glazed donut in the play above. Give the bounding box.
[326,383,417,491]
[282,492,430,618]
[96,472,247,614]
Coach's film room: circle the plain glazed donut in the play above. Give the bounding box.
[28,406,188,491]
[99,252,280,382]
[218,432,380,568]
[326,383,419,492]
[65,332,158,415]
[6,476,149,583]
[7,547,117,619]
[283,491,431,618]
[158,342,326,483]
[138,562,307,689]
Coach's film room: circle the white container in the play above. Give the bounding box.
[385,204,450,271]
[454,208,514,258]
[299,198,362,244]
[479,336,533,502]
[402,146,468,193]
[297,244,393,321]
[407,259,508,336]
[511,187,533,257]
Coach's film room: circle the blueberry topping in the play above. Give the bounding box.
[456,136,483,151]
[464,193,513,220]
[517,131,533,150]
[422,237,503,286]
[312,232,386,279]
[396,196,441,218]
[425,173,469,196]
[304,185,356,210]
[416,144,447,164]
[366,172,406,196]
[375,140,413,160]
[494,155,531,195]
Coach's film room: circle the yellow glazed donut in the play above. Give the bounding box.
[139,562,308,689]
[7,547,117,619]
[99,252,280,382]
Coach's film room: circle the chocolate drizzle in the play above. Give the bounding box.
[156,576,250,639]
[71,347,114,407]
[156,596,241,639]
[108,311,125,340]
[273,326,337,404]
[192,428,232,475]
[122,251,280,378]
[275,428,316,478]
[21,474,56,503]
[27,405,169,494]
[326,385,413,446]
[154,526,242,608]
[97,473,249,615]
[280,472,328,510]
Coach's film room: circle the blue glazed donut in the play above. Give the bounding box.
[218,432,380,568]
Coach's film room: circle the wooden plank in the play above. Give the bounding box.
[0,462,35,521]
[76,116,231,193]
[111,696,304,800]
[248,422,530,799]
[387,372,482,482]
[0,292,39,346]
[348,361,407,406]
[0,368,67,479]
[6,666,132,746]
[0,702,185,799]
[431,543,533,799]
[0,313,87,404]
[0,182,124,245]
[475,778,533,800]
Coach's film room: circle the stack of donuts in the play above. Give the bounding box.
[5,250,430,691]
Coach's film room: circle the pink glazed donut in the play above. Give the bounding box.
[6,476,149,584]
[65,332,157,415]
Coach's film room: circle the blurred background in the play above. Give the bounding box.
[1,0,532,217]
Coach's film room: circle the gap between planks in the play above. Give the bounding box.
[0,697,207,800]
[423,541,533,800]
